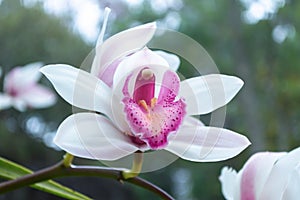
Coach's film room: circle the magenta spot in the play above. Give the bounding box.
[130,136,147,146]
[8,88,18,97]
[122,96,186,150]
[122,68,186,150]
[158,70,180,103]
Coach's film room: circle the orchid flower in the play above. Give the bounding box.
[0,62,56,111]
[40,8,250,164]
[219,147,300,200]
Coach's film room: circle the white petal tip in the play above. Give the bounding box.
[40,64,72,75]
[227,135,251,160]
[219,166,237,200]
[103,7,111,23]
[39,64,55,75]
[104,7,111,13]
[219,166,237,181]
[224,75,244,91]
[148,22,157,29]
[39,66,47,74]
[242,135,251,146]
[138,21,157,30]
[235,76,244,89]
[24,62,43,69]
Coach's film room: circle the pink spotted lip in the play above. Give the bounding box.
[122,67,186,149]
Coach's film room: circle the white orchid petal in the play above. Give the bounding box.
[154,50,180,71]
[260,147,300,199]
[18,85,56,108]
[91,22,157,77]
[40,64,113,119]
[95,7,111,47]
[219,167,238,200]
[165,126,250,162]
[179,74,244,115]
[113,48,169,88]
[4,62,43,92]
[11,98,27,112]
[239,152,285,200]
[0,93,12,110]
[17,62,43,84]
[54,113,138,161]
[111,96,131,132]
[282,167,300,200]
[219,148,300,200]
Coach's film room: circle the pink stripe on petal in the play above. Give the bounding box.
[158,70,180,103]
[5,63,42,93]
[240,152,285,200]
[4,67,20,95]
[122,73,133,97]
[240,159,256,200]
[19,85,56,108]
[98,59,122,87]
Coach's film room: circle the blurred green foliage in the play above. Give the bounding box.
[0,0,300,199]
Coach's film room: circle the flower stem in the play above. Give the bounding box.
[63,153,74,167]
[122,152,144,179]
[0,158,174,200]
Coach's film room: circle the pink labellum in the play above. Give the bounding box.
[122,68,186,149]
[133,68,155,104]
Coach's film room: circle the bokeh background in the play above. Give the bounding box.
[0,0,299,199]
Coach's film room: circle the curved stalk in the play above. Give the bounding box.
[0,161,174,200]
[122,152,144,179]
[63,153,74,167]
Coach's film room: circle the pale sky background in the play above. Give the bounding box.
[21,0,102,43]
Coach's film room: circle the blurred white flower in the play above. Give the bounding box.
[219,147,300,200]
[0,62,57,111]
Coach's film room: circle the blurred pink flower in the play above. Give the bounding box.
[0,62,56,111]
[219,147,300,200]
[40,8,250,162]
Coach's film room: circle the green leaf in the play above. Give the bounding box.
[0,157,91,200]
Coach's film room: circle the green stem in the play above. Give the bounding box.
[122,152,144,179]
[0,160,174,200]
[63,153,74,167]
